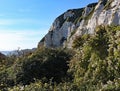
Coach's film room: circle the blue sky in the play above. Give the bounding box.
[0,0,98,51]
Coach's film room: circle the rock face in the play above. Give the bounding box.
[38,0,120,48]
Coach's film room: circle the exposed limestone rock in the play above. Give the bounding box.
[64,11,74,19]
[38,0,120,48]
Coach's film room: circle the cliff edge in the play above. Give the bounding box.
[38,0,120,48]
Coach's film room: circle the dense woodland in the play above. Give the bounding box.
[0,25,120,91]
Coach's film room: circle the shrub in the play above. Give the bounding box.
[15,47,73,85]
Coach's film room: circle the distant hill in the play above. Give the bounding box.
[1,48,36,56]
[1,51,12,55]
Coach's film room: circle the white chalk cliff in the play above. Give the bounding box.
[38,0,120,48]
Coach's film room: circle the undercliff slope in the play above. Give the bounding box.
[38,0,120,48]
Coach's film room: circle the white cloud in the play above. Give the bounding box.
[0,29,48,51]
[0,17,49,51]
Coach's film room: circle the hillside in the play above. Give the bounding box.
[0,0,120,91]
[39,0,120,48]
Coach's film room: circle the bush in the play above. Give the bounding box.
[15,47,73,85]
[1,25,120,90]
[69,25,120,90]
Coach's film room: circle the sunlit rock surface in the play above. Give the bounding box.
[38,0,120,48]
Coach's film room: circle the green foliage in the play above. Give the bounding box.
[57,13,65,28]
[8,80,80,91]
[11,48,73,85]
[87,3,97,7]
[72,34,90,48]
[83,3,97,25]
[100,0,108,6]
[69,29,77,38]
[0,48,73,90]
[84,7,95,21]
[65,8,84,25]
[0,25,120,91]
[58,8,84,27]
[69,25,120,90]
[74,3,97,25]
[104,0,113,10]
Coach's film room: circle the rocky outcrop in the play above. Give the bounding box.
[38,0,120,48]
